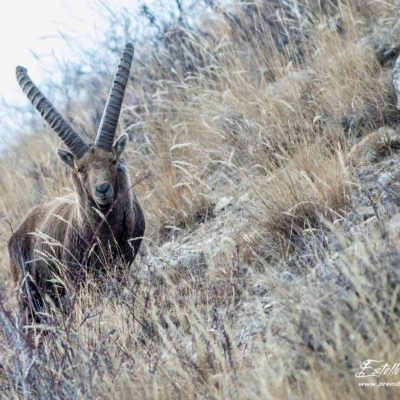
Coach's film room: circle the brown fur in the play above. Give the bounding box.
[8,144,145,321]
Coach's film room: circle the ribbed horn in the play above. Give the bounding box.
[95,42,134,152]
[16,66,89,159]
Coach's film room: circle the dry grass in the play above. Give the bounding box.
[1,0,400,398]
[253,141,350,245]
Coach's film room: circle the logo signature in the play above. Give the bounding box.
[355,360,400,378]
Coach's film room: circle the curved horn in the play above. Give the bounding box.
[16,66,89,159]
[95,42,134,152]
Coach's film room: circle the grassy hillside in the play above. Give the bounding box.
[1,0,400,398]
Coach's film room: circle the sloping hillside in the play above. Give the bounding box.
[1,1,400,398]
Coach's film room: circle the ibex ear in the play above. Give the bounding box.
[113,133,128,159]
[56,149,75,168]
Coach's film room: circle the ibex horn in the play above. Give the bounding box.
[95,42,134,152]
[16,66,89,159]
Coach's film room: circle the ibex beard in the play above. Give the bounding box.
[8,43,145,324]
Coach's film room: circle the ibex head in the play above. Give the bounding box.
[16,43,134,208]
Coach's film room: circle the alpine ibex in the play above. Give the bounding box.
[8,43,145,322]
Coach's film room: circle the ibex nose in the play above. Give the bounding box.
[96,183,112,196]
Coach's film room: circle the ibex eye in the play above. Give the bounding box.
[111,160,117,165]
[77,167,85,174]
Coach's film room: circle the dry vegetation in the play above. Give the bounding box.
[1,0,400,398]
